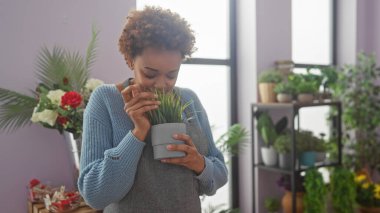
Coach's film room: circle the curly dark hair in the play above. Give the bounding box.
[119,6,196,68]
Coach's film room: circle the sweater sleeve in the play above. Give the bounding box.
[183,89,228,196]
[77,86,145,209]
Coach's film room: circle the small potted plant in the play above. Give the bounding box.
[295,82,318,104]
[265,197,280,213]
[277,174,305,213]
[256,111,287,166]
[148,90,191,160]
[274,133,292,169]
[274,82,295,103]
[258,69,283,103]
[303,168,327,213]
[296,130,318,167]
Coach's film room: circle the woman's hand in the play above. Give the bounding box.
[161,134,206,175]
[121,84,160,141]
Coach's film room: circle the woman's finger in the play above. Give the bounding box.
[125,100,160,111]
[173,134,195,147]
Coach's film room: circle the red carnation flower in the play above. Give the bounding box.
[29,178,40,188]
[61,91,82,109]
[57,116,69,125]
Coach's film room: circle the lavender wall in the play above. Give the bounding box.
[0,1,134,212]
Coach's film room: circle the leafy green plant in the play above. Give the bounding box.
[330,167,356,213]
[274,82,296,94]
[216,124,249,156]
[147,90,191,125]
[332,52,380,175]
[304,169,327,213]
[0,27,99,138]
[320,66,338,92]
[274,133,291,154]
[264,197,280,212]
[258,69,283,83]
[296,130,322,152]
[296,82,318,94]
[256,111,288,147]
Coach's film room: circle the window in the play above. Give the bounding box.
[137,0,233,210]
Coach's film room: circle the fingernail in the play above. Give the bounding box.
[167,145,173,150]
[161,159,167,163]
[173,134,178,138]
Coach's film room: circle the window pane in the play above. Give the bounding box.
[137,0,229,59]
[292,0,332,65]
[176,64,230,209]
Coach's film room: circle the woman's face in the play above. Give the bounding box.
[132,47,182,92]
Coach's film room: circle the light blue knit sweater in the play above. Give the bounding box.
[78,84,228,210]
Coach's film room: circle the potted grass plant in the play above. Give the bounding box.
[147,90,191,160]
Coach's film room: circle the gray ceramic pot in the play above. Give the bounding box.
[151,123,186,160]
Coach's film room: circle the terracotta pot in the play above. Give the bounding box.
[259,83,276,103]
[282,191,304,213]
[359,206,380,213]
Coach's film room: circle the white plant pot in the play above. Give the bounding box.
[261,146,278,166]
[297,93,314,104]
[277,93,292,103]
[151,123,186,160]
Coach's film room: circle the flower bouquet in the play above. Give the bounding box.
[0,27,102,139]
[28,178,52,203]
[44,186,82,213]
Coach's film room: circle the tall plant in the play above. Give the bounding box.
[303,169,327,213]
[256,111,288,147]
[330,167,356,213]
[333,52,380,175]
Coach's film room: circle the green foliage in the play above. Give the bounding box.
[216,124,249,156]
[330,167,356,213]
[296,130,324,152]
[258,69,283,83]
[0,27,99,134]
[304,169,327,213]
[296,81,318,94]
[147,89,191,125]
[320,66,338,91]
[332,52,380,174]
[274,82,296,94]
[256,111,288,147]
[274,133,291,154]
[264,197,280,212]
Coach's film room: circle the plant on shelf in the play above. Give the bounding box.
[303,168,327,213]
[330,167,356,213]
[295,81,318,104]
[274,82,295,103]
[256,111,287,166]
[216,123,249,157]
[332,52,380,178]
[274,132,292,169]
[264,197,280,213]
[0,27,101,139]
[320,66,338,99]
[258,69,283,103]
[147,89,192,160]
[296,130,322,167]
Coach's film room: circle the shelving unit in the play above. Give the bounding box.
[251,101,342,213]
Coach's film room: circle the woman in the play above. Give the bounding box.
[78,6,228,212]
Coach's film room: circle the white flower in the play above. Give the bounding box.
[85,78,104,91]
[36,109,58,126]
[47,89,65,106]
[30,107,40,123]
